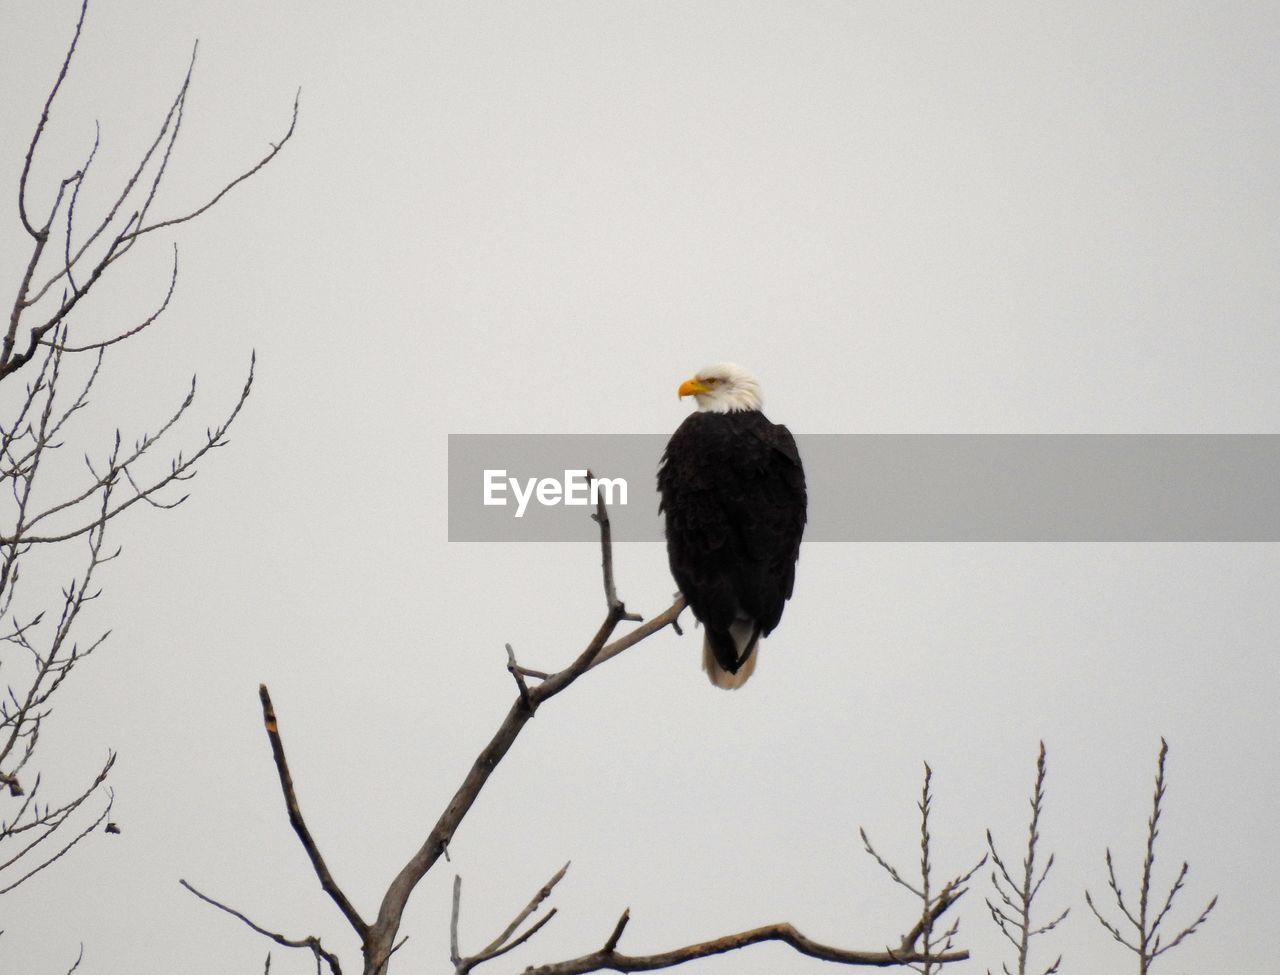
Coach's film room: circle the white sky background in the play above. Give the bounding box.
[2,1,1278,973]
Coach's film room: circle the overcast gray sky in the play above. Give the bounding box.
[2,2,1278,973]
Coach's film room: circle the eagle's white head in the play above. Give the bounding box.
[678,362,762,414]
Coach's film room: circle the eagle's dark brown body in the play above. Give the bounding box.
[658,409,806,685]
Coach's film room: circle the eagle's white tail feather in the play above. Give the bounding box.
[702,618,761,689]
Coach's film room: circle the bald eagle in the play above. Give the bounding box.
[658,363,807,689]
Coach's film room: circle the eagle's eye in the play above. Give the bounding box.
[703,377,721,386]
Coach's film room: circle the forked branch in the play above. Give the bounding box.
[450,862,569,974]
[362,487,680,973]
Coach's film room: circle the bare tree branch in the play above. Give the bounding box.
[16,0,89,240]
[862,764,985,975]
[1085,739,1216,974]
[3,354,256,546]
[22,48,194,313]
[477,861,569,958]
[4,7,298,385]
[589,473,641,623]
[41,245,179,353]
[522,918,969,975]
[258,685,369,941]
[0,775,112,895]
[122,89,301,244]
[61,942,85,975]
[214,497,681,974]
[985,742,1068,975]
[451,862,570,973]
[180,879,343,975]
[588,596,686,672]
[505,643,531,710]
[356,502,683,974]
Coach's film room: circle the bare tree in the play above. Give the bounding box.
[1,0,295,946]
[183,497,977,975]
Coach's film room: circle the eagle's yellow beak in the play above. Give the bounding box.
[678,377,710,398]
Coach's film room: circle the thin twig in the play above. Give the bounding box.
[4,354,255,545]
[62,942,85,975]
[16,0,89,240]
[477,861,569,958]
[123,90,300,244]
[42,245,179,353]
[180,879,343,975]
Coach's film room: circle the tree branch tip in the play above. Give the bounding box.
[603,908,631,954]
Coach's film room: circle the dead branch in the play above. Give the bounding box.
[448,860,967,975]
[589,473,641,623]
[521,917,969,975]
[259,685,369,941]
